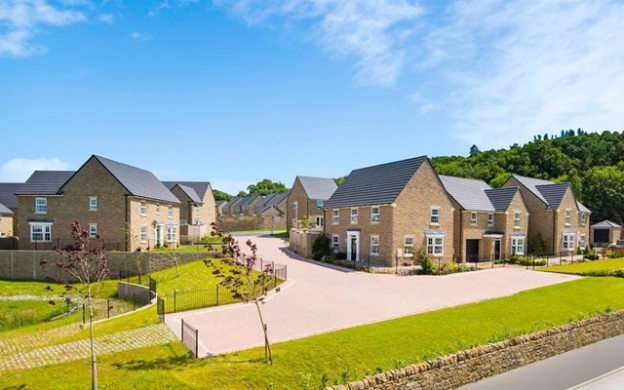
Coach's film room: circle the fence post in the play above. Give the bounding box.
[546,253,549,267]
[174,290,177,313]
[82,303,86,324]
[216,285,219,306]
[107,298,110,319]
[181,319,184,341]
[195,328,199,358]
[133,293,136,311]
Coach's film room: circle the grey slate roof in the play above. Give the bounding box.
[16,171,75,195]
[440,176,494,212]
[240,194,262,208]
[512,175,591,213]
[256,193,278,209]
[215,200,227,207]
[297,176,338,201]
[0,183,22,208]
[224,197,242,212]
[91,156,180,204]
[511,175,552,204]
[258,192,289,213]
[174,184,202,203]
[484,187,520,212]
[162,181,211,200]
[577,201,591,214]
[324,156,427,209]
[592,220,622,229]
[0,201,13,215]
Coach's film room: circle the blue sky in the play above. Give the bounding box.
[1,0,623,194]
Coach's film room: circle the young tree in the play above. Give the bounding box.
[41,221,110,390]
[205,223,275,364]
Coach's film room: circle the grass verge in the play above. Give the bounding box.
[540,257,624,275]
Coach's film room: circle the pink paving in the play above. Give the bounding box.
[164,234,579,357]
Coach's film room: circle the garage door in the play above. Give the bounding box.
[594,229,610,243]
[466,239,480,262]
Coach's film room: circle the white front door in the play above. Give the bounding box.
[346,232,360,262]
[316,216,324,227]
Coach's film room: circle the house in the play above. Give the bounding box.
[16,156,181,251]
[0,201,13,237]
[222,197,243,217]
[163,181,216,239]
[239,194,263,216]
[590,220,622,246]
[256,192,289,229]
[287,176,337,230]
[323,156,455,267]
[215,200,227,216]
[440,176,529,262]
[503,175,591,254]
[0,182,22,234]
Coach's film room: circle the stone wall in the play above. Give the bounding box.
[118,281,152,303]
[327,310,624,390]
[290,228,322,258]
[0,250,217,281]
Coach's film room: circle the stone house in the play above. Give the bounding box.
[16,156,181,251]
[287,176,337,230]
[503,175,591,255]
[590,220,622,246]
[440,176,529,262]
[222,197,243,217]
[215,200,227,216]
[0,202,13,237]
[256,192,289,229]
[239,194,263,216]
[0,182,21,234]
[163,181,216,239]
[323,156,455,267]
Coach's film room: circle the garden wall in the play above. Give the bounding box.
[118,281,152,304]
[327,309,624,390]
[0,250,219,281]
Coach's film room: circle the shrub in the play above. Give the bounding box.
[609,249,624,259]
[440,262,459,275]
[458,264,474,272]
[311,235,332,260]
[417,249,435,275]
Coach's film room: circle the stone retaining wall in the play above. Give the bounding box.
[118,281,152,304]
[327,310,624,390]
[0,250,220,281]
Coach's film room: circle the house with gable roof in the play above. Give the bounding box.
[0,182,22,235]
[287,176,337,230]
[163,181,216,239]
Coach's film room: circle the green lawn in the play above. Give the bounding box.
[3,277,624,390]
[0,279,120,298]
[230,228,287,234]
[540,258,624,275]
[151,246,221,253]
[0,300,65,333]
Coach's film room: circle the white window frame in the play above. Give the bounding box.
[332,209,339,225]
[487,213,494,227]
[166,225,177,242]
[581,213,587,226]
[140,200,147,216]
[89,197,97,211]
[563,233,575,250]
[470,212,478,226]
[315,216,324,227]
[579,234,586,249]
[427,236,444,257]
[514,211,521,228]
[404,236,415,257]
[168,204,173,218]
[89,224,97,238]
[35,197,47,214]
[371,206,380,223]
[350,208,358,224]
[30,223,52,242]
[332,235,340,253]
[565,209,571,226]
[511,237,525,255]
[430,207,440,225]
[156,203,160,215]
[140,225,148,243]
[370,235,380,256]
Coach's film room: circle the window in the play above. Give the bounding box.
[180,220,188,226]
[470,212,478,226]
[427,236,444,256]
[317,200,324,208]
[35,198,47,214]
[563,233,575,250]
[315,216,324,227]
[404,236,415,256]
[140,200,147,215]
[511,238,525,255]
[332,235,339,253]
[350,208,358,224]
[166,225,177,242]
[430,207,440,225]
[89,224,97,238]
[487,213,494,227]
[371,206,380,223]
[579,234,586,249]
[168,204,173,218]
[581,213,587,226]
[140,225,147,243]
[89,197,97,211]
[370,235,380,255]
[30,223,52,242]
[332,210,339,225]
[514,212,521,228]
[156,203,160,214]
[565,209,571,226]
[194,204,199,216]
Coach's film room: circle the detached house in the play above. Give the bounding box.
[503,175,590,254]
[440,176,529,262]
[215,200,227,216]
[16,156,181,251]
[0,182,21,235]
[0,202,13,237]
[256,192,289,229]
[323,156,455,267]
[222,197,243,217]
[163,181,216,239]
[239,194,263,216]
[287,176,337,230]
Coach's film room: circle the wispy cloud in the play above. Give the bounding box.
[0,157,72,181]
[130,31,152,41]
[98,13,114,24]
[0,0,87,57]
[422,0,624,148]
[215,0,424,87]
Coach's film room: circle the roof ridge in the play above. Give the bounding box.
[94,155,153,174]
[351,155,428,173]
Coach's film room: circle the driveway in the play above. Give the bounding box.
[165,234,579,356]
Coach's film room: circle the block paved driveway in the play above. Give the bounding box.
[165,235,579,357]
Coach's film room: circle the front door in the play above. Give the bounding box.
[466,239,480,262]
[316,216,324,227]
[494,239,501,260]
[347,232,360,262]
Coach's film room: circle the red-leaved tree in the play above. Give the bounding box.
[41,221,110,390]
